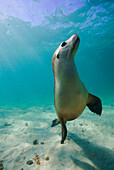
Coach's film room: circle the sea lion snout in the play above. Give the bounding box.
[69,33,80,56]
[72,33,79,39]
[72,33,80,44]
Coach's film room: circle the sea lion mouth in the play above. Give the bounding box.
[76,36,80,42]
[75,36,80,46]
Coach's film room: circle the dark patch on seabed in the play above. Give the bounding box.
[69,133,114,170]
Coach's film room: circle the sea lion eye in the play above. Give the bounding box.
[57,53,59,59]
[61,42,67,47]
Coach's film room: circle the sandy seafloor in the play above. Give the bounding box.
[0,105,114,170]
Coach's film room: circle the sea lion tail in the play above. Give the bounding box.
[87,93,102,116]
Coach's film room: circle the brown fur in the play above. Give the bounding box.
[52,33,102,144]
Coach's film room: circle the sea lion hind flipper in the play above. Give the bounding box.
[60,119,67,144]
[51,119,60,127]
[87,93,102,116]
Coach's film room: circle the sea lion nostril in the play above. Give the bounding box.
[61,42,67,47]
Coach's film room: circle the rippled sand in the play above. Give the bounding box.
[0,105,114,170]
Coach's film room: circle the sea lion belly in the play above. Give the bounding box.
[55,68,88,121]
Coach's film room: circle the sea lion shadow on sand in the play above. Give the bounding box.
[69,132,114,170]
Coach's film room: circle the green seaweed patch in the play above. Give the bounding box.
[4,123,11,126]
[33,139,38,145]
[0,160,4,170]
[26,160,33,165]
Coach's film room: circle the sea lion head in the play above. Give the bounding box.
[52,33,80,76]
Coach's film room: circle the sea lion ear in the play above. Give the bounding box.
[57,53,59,59]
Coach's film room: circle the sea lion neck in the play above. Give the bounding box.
[55,59,79,83]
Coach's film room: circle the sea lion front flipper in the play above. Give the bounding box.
[87,93,102,116]
[51,119,60,127]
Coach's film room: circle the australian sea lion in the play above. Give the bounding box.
[51,33,102,144]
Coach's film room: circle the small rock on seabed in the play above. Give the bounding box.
[26,160,33,165]
[44,155,49,161]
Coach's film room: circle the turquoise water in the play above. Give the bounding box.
[0,0,114,106]
[0,1,114,169]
